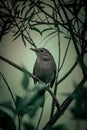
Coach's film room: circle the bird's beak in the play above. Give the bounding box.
[30,48,38,52]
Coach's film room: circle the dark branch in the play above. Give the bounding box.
[42,77,86,130]
[0,56,37,80]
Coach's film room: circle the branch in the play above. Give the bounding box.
[59,38,71,71]
[29,0,68,30]
[42,77,86,130]
[58,0,80,56]
[42,96,72,130]
[50,27,61,118]
[46,86,60,111]
[36,105,44,130]
[0,56,38,81]
[57,58,78,85]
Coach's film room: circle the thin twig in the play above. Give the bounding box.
[58,0,80,56]
[29,0,68,30]
[59,38,71,71]
[0,73,16,106]
[57,59,78,85]
[50,25,61,118]
[46,86,60,111]
[21,22,37,48]
[36,105,44,130]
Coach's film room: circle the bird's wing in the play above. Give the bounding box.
[50,69,56,88]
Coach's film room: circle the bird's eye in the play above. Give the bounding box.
[40,49,43,52]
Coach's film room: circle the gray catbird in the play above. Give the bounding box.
[31,48,56,88]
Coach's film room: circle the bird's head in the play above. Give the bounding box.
[30,48,53,60]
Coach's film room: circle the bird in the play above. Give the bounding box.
[30,48,56,88]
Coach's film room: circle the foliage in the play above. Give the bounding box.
[0,0,87,130]
[47,124,68,130]
[22,71,30,90]
[71,86,87,120]
[23,122,35,130]
[16,82,46,117]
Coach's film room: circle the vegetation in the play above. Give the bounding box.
[0,0,87,130]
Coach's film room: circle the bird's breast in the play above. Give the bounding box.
[34,58,55,83]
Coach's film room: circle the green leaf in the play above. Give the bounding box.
[25,9,30,18]
[13,29,20,37]
[15,95,23,108]
[40,1,56,11]
[28,10,35,21]
[41,27,53,34]
[39,30,57,45]
[71,86,87,120]
[13,25,27,42]
[64,36,71,39]
[21,69,30,89]
[28,90,45,118]
[30,26,42,35]
[16,82,46,117]
[34,0,45,9]
[15,5,20,12]
[21,6,26,16]
[24,6,34,19]
[13,32,21,41]
[21,33,26,47]
[22,1,28,5]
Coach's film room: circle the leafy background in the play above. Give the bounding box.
[0,0,87,130]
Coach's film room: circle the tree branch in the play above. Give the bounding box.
[57,58,78,85]
[0,56,37,81]
[42,77,86,130]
